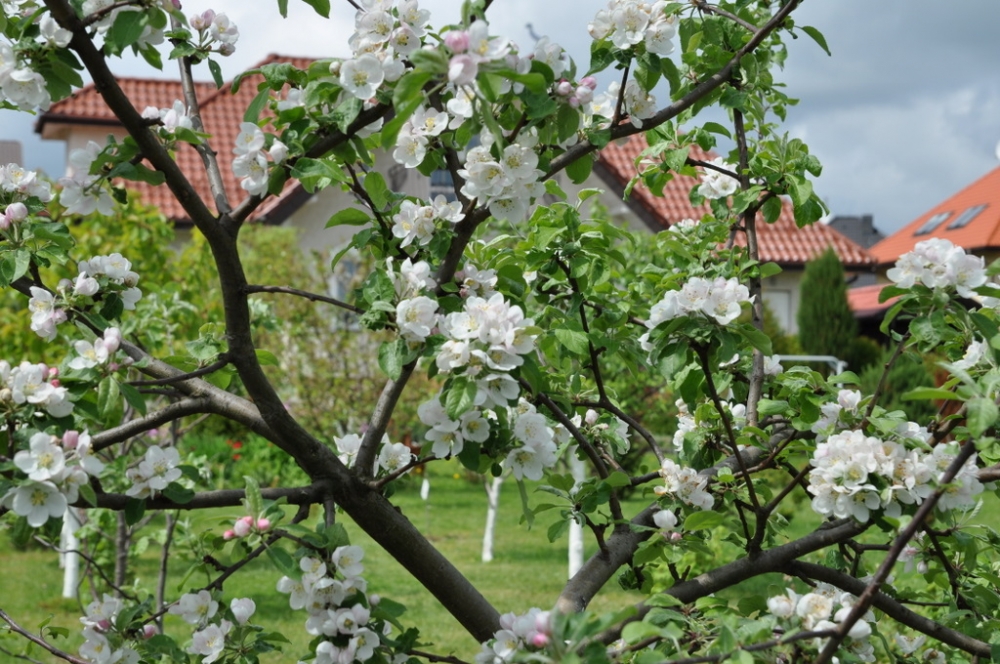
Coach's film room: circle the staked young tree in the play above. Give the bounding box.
[1,2,1000,664]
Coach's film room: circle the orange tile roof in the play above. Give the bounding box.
[36,54,315,224]
[846,283,897,318]
[596,134,876,268]
[869,166,1000,266]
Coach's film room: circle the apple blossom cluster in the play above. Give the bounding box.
[391,194,464,246]
[68,327,122,371]
[334,433,415,477]
[59,140,116,216]
[141,100,194,136]
[766,583,875,661]
[810,389,864,441]
[222,514,272,540]
[655,458,714,510]
[393,107,451,169]
[276,545,398,664]
[458,131,546,222]
[639,276,753,351]
[125,445,182,499]
[231,122,288,196]
[28,253,142,339]
[670,398,746,453]
[887,237,991,299]
[588,0,678,55]
[807,427,984,523]
[0,162,52,204]
[1,430,103,527]
[697,158,740,200]
[77,593,141,664]
[0,360,73,418]
[418,397,562,480]
[188,9,240,56]
[168,591,258,663]
[474,608,552,664]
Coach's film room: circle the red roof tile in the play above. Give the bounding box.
[846,283,897,318]
[869,166,1000,266]
[596,134,876,268]
[37,54,315,223]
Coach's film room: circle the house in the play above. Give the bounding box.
[847,165,1000,327]
[36,54,875,334]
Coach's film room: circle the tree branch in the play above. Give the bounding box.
[0,609,89,664]
[244,284,364,314]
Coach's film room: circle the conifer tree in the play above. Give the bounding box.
[796,247,859,363]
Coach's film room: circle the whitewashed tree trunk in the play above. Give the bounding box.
[568,449,586,578]
[481,475,504,563]
[61,507,81,599]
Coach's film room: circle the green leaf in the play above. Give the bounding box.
[761,195,783,223]
[325,207,371,228]
[547,518,569,543]
[756,399,788,417]
[162,483,194,504]
[266,545,298,577]
[244,476,264,517]
[107,10,147,52]
[78,483,97,508]
[300,0,330,17]
[801,26,831,56]
[378,339,406,380]
[682,510,725,531]
[207,59,224,89]
[256,349,279,366]
[445,377,477,420]
[605,471,631,488]
[97,377,121,421]
[967,397,998,437]
[517,479,534,529]
[554,328,590,354]
[392,70,433,109]
[364,171,390,210]
[902,387,961,401]
[277,0,289,16]
[380,94,422,150]
[124,498,145,526]
[244,88,271,123]
[565,154,593,184]
[118,381,147,416]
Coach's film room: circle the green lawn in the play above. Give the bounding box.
[0,462,644,663]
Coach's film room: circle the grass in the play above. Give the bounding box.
[0,461,644,663]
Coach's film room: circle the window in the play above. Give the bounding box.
[429,169,457,202]
[913,211,951,236]
[945,203,987,230]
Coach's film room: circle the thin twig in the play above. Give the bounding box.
[0,609,89,664]
[694,1,758,31]
[128,354,231,387]
[244,284,364,314]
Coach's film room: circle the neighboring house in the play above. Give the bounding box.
[847,165,1000,327]
[36,54,875,334]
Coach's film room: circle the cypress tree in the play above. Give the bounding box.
[796,247,859,364]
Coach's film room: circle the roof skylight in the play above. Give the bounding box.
[945,203,988,230]
[913,211,951,236]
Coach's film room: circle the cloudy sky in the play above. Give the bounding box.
[6,0,999,235]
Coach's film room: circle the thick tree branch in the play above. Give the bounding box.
[83,483,330,511]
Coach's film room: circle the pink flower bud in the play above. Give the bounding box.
[6,202,27,221]
[369,593,381,605]
[670,531,682,541]
[443,30,469,53]
[223,529,236,540]
[579,76,598,90]
[555,80,573,96]
[233,516,253,537]
[534,610,551,634]
[575,86,594,105]
[0,215,9,231]
[568,96,581,108]
[63,430,80,449]
[190,9,214,30]
[48,367,59,378]
[96,619,111,632]
[142,624,157,639]
[255,518,271,532]
[103,327,121,354]
[218,43,235,56]
[50,379,61,388]
[584,409,599,426]
[531,633,549,647]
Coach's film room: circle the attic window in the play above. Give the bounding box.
[945,203,988,230]
[913,211,951,236]
[429,169,457,202]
